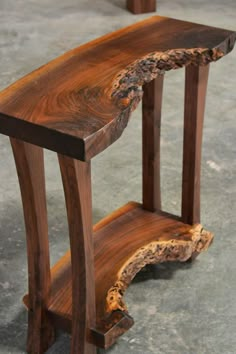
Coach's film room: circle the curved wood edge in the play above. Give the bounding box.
[110,47,223,109]
[21,202,214,349]
[0,18,235,162]
[85,43,234,160]
[57,155,96,354]
[105,224,213,314]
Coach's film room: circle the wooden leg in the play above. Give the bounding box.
[58,155,96,354]
[10,138,54,354]
[181,65,210,225]
[127,0,156,14]
[142,76,164,212]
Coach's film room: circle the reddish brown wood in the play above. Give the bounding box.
[10,138,54,353]
[57,155,96,354]
[142,76,164,211]
[127,0,156,14]
[23,202,213,348]
[181,65,210,225]
[1,16,235,354]
[0,17,234,161]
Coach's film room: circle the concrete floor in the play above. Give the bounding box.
[0,0,236,353]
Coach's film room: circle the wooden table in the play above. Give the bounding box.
[0,15,235,354]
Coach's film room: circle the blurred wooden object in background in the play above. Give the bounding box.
[127,0,156,14]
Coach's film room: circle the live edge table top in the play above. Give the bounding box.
[0,16,235,161]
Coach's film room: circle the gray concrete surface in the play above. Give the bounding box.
[0,0,236,353]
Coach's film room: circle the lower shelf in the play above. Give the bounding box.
[23,202,213,349]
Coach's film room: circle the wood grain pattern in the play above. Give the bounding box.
[10,139,55,353]
[23,202,213,348]
[57,155,96,354]
[127,0,156,14]
[0,16,235,161]
[3,16,235,353]
[181,65,210,224]
[142,77,164,211]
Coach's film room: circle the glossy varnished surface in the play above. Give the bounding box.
[57,156,96,353]
[23,202,213,348]
[0,16,235,161]
[142,77,163,212]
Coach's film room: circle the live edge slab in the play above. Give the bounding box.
[0,16,235,162]
[24,202,213,348]
[0,16,235,353]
